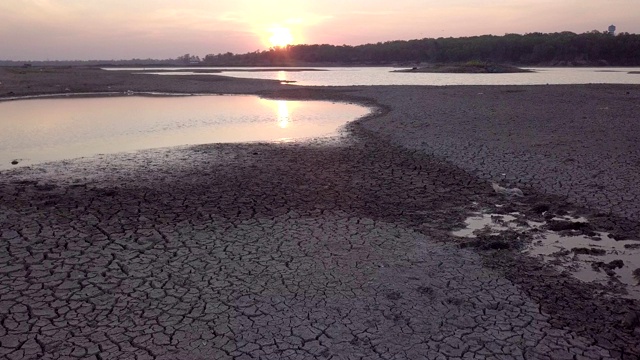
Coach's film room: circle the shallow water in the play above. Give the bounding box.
[0,94,370,170]
[105,66,640,86]
[451,213,519,237]
[452,211,640,298]
[526,231,640,289]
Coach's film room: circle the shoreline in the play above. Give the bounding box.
[392,63,533,74]
[1,67,639,358]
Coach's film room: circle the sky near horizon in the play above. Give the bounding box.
[1,0,638,61]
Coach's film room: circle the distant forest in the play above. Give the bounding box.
[201,31,640,67]
[2,31,639,67]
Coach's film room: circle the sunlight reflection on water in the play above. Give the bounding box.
[0,95,370,170]
[277,100,290,128]
[107,66,640,86]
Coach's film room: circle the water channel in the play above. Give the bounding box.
[105,66,640,86]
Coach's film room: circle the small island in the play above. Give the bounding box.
[393,62,533,74]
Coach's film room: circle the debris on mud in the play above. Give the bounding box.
[572,247,606,256]
[453,208,640,299]
[592,260,625,276]
[491,182,524,197]
[547,220,592,232]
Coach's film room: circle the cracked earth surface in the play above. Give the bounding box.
[0,134,631,359]
[356,85,640,228]
[1,69,639,358]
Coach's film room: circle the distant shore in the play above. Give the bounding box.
[1,67,639,358]
[393,63,533,73]
[0,66,288,98]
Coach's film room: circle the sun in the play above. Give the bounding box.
[269,26,294,48]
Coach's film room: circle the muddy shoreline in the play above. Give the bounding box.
[1,67,639,358]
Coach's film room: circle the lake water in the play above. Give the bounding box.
[6,67,638,169]
[0,95,371,170]
[105,66,640,86]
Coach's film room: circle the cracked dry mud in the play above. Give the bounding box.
[356,85,640,227]
[0,134,630,360]
[1,68,640,359]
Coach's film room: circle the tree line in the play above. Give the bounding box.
[201,31,640,66]
[2,31,638,67]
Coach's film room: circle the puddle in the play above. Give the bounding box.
[526,232,640,295]
[451,213,519,237]
[453,211,640,298]
[0,95,371,170]
[551,215,589,223]
[451,212,543,238]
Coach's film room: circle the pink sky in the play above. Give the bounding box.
[1,0,638,60]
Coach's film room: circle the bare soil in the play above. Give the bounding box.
[0,67,639,359]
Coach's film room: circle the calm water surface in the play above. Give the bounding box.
[105,66,640,86]
[0,95,370,170]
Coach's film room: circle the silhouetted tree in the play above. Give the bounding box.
[198,31,640,66]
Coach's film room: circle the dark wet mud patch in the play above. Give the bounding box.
[455,190,640,289]
[483,251,640,358]
[443,177,640,357]
[12,127,484,232]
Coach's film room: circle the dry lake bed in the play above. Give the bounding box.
[0,67,639,359]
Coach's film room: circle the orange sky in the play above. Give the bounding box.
[1,0,638,60]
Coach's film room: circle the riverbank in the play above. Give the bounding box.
[0,66,287,97]
[1,67,639,359]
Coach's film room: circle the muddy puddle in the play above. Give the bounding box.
[453,211,640,299]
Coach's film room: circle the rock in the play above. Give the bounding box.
[10,160,18,165]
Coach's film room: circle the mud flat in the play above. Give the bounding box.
[355,84,640,226]
[0,66,287,97]
[0,67,639,359]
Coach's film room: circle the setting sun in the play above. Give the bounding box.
[269,26,294,48]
